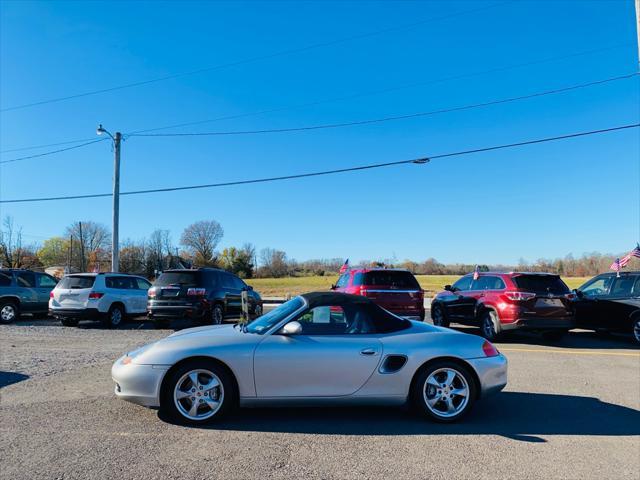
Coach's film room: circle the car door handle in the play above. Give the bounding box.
[360,348,377,356]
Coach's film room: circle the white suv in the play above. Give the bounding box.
[49,273,152,328]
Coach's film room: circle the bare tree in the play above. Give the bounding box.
[0,216,23,268]
[64,221,111,271]
[258,248,288,277]
[180,220,223,267]
[148,229,173,272]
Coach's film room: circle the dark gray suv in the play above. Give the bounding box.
[0,269,58,323]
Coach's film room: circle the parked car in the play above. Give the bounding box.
[431,272,574,340]
[0,269,58,323]
[147,268,263,328]
[330,268,425,320]
[572,271,640,344]
[49,273,152,328]
[112,291,507,425]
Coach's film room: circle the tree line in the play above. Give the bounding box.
[0,215,637,278]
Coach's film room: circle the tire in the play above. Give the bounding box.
[60,318,79,327]
[103,304,125,329]
[0,301,19,324]
[431,304,449,328]
[412,360,477,423]
[211,304,224,325]
[480,310,500,341]
[160,359,236,425]
[632,317,640,345]
[542,329,568,341]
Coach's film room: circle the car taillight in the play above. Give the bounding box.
[482,340,500,357]
[89,292,104,299]
[148,287,158,298]
[564,293,576,300]
[504,291,536,301]
[360,288,369,297]
[49,291,54,298]
[187,288,207,297]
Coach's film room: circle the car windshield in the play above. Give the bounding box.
[58,275,95,289]
[155,271,201,287]
[513,275,569,294]
[245,297,305,334]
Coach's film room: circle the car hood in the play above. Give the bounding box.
[131,324,259,365]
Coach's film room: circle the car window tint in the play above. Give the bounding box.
[362,271,419,289]
[106,277,135,289]
[136,278,152,290]
[513,275,570,294]
[221,273,235,289]
[295,305,376,335]
[59,275,96,289]
[633,276,640,297]
[452,276,472,291]
[474,276,505,290]
[610,277,635,297]
[335,273,350,288]
[232,275,246,290]
[16,272,36,287]
[155,271,201,287]
[0,272,12,287]
[367,304,411,333]
[37,274,57,288]
[580,276,612,297]
[352,272,364,286]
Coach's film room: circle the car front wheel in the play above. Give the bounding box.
[431,304,449,328]
[412,361,477,423]
[633,317,640,344]
[212,304,224,325]
[161,360,235,425]
[103,304,125,328]
[480,310,500,341]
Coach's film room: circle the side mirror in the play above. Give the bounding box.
[444,284,453,292]
[280,321,302,335]
[330,284,337,290]
[573,289,584,299]
[246,285,254,291]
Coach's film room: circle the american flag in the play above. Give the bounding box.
[339,258,349,274]
[610,245,640,271]
[610,257,621,272]
[472,265,480,281]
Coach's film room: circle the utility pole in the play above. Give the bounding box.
[97,125,122,273]
[78,221,85,272]
[112,132,121,272]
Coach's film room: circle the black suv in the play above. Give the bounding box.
[573,271,640,344]
[0,269,58,323]
[147,268,263,327]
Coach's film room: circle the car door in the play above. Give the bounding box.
[253,304,382,397]
[440,275,473,321]
[15,271,38,313]
[134,277,152,313]
[36,273,58,312]
[221,273,241,316]
[574,275,614,329]
[604,275,640,332]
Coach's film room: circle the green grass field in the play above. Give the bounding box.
[248,274,589,297]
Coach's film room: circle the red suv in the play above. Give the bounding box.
[331,268,425,320]
[430,272,574,340]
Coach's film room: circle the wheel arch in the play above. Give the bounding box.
[159,355,240,406]
[109,301,127,314]
[410,356,482,400]
[0,295,21,307]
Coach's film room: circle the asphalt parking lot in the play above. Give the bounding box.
[1,316,638,480]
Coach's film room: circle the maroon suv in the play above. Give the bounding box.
[331,268,425,320]
[431,272,574,340]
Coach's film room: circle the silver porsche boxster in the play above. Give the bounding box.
[112,292,507,424]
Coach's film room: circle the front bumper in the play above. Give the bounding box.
[467,353,508,397]
[501,317,574,331]
[49,307,101,320]
[111,355,169,408]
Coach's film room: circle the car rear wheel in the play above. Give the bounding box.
[212,304,224,325]
[480,310,500,341]
[431,304,449,328]
[60,318,79,327]
[0,301,19,324]
[633,318,640,344]
[161,360,236,425]
[103,304,125,329]
[412,361,477,423]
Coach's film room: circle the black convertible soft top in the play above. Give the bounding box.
[300,291,374,309]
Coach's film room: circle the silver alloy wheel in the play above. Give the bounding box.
[633,319,640,343]
[1,305,16,322]
[432,306,444,326]
[423,367,470,418]
[174,369,224,421]
[212,306,223,324]
[110,307,122,326]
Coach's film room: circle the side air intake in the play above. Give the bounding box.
[379,355,408,374]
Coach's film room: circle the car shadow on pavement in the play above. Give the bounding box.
[162,391,640,442]
[453,326,639,350]
[0,371,29,388]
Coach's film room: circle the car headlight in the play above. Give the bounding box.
[122,342,155,364]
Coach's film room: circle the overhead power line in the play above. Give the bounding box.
[0,137,99,154]
[1,123,636,204]
[128,73,639,138]
[0,2,506,113]
[0,139,106,165]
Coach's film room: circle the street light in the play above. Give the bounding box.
[96,124,122,273]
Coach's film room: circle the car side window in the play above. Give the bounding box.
[106,276,135,289]
[581,277,612,298]
[221,273,235,289]
[37,274,57,288]
[294,305,374,335]
[232,276,246,290]
[610,277,635,297]
[0,272,12,287]
[16,272,36,288]
[632,276,640,297]
[136,278,152,290]
[335,274,350,288]
[474,276,505,290]
[352,272,364,286]
[452,276,472,291]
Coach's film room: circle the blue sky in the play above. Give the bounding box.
[0,0,639,265]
